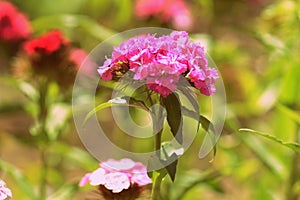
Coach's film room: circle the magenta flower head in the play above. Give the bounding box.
[0,180,12,200]
[80,158,152,196]
[98,31,218,97]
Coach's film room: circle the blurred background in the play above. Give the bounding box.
[0,0,300,199]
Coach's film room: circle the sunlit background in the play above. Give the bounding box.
[0,0,300,199]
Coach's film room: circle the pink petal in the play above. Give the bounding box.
[79,173,91,187]
[89,168,106,186]
[104,172,130,193]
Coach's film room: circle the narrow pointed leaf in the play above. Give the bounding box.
[199,115,217,159]
[84,97,148,124]
[180,87,200,131]
[164,155,178,182]
[163,93,183,144]
[239,128,300,153]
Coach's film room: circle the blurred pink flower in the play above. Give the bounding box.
[70,48,88,68]
[79,158,152,193]
[98,31,218,97]
[70,48,97,76]
[0,1,31,41]
[0,180,12,200]
[135,0,192,30]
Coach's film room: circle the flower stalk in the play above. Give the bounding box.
[286,125,300,200]
[150,100,165,200]
[37,81,49,200]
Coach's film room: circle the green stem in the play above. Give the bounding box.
[151,102,164,200]
[286,125,300,200]
[39,82,48,140]
[37,80,49,200]
[39,149,48,200]
[152,173,164,200]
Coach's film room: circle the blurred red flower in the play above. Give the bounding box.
[14,30,90,88]
[135,0,192,30]
[24,30,68,55]
[0,1,31,41]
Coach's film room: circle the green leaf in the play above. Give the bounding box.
[160,141,184,160]
[199,115,217,160]
[179,87,199,117]
[84,97,148,124]
[160,141,183,182]
[163,93,183,144]
[47,183,78,200]
[179,87,200,130]
[276,103,300,124]
[199,115,215,133]
[46,103,71,141]
[163,154,178,182]
[0,159,38,200]
[180,106,217,159]
[239,128,300,153]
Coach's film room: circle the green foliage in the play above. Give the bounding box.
[1,0,300,199]
[163,93,183,145]
[239,128,300,153]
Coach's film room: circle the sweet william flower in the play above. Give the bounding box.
[98,31,218,97]
[0,1,31,41]
[0,180,12,200]
[80,158,152,194]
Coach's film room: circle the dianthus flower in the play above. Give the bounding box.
[0,1,31,41]
[79,158,152,194]
[13,30,88,88]
[98,31,218,97]
[0,180,12,200]
[23,30,68,55]
[135,0,192,30]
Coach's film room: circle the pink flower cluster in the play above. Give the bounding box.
[0,180,12,200]
[0,1,31,41]
[135,0,192,30]
[98,31,218,97]
[79,158,152,193]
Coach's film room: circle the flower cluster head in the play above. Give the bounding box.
[0,180,12,200]
[135,0,192,30]
[80,158,152,194]
[98,31,218,97]
[0,1,31,41]
[13,30,87,88]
